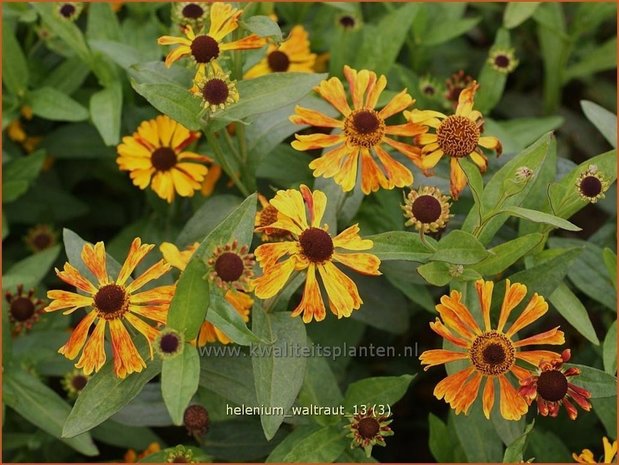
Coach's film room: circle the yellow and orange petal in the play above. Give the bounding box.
[573,437,618,464]
[45,238,174,378]
[290,66,427,195]
[116,115,211,203]
[419,279,564,420]
[253,184,381,323]
[245,25,316,79]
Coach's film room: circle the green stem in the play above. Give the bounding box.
[206,128,250,197]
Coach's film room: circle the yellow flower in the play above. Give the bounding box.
[172,2,210,29]
[407,81,502,199]
[116,115,211,203]
[159,242,254,346]
[124,442,161,463]
[576,164,609,203]
[253,184,381,323]
[420,279,565,420]
[191,62,239,113]
[61,369,89,399]
[245,25,316,78]
[290,66,426,195]
[401,185,452,233]
[45,238,175,379]
[488,48,519,74]
[573,437,618,464]
[158,2,265,75]
[24,224,58,253]
[55,2,83,21]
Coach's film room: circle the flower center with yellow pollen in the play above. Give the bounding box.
[190,35,220,63]
[412,195,442,224]
[202,79,229,106]
[151,147,177,171]
[267,51,290,72]
[94,284,128,319]
[357,417,380,439]
[536,370,568,402]
[344,109,385,148]
[214,252,244,282]
[469,331,515,376]
[182,3,204,19]
[437,115,480,158]
[299,227,334,263]
[10,297,35,322]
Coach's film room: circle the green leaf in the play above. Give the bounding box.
[90,39,144,70]
[85,2,122,42]
[342,374,414,411]
[564,38,617,83]
[503,2,540,28]
[161,344,200,425]
[354,3,420,75]
[422,17,481,46]
[499,206,581,231]
[46,57,92,95]
[2,25,29,95]
[381,262,435,312]
[202,419,286,461]
[29,87,89,122]
[2,245,61,291]
[527,428,571,462]
[298,353,344,426]
[210,73,327,131]
[548,284,599,345]
[176,195,243,246]
[503,421,535,463]
[567,364,616,398]
[4,367,98,456]
[242,15,282,41]
[591,396,617,439]
[428,414,453,462]
[431,230,489,265]
[509,247,582,298]
[471,233,544,277]
[459,157,485,225]
[63,344,162,437]
[602,248,617,290]
[451,403,503,462]
[603,322,617,375]
[2,150,46,203]
[167,258,210,340]
[365,231,435,261]
[581,100,617,149]
[417,261,452,287]
[266,425,347,463]
[205,290,263,346]
[199,353,258,406]
[90,83,123,145]
[131,82,202,131]
[91,420,161,450]
[252,308,307,439]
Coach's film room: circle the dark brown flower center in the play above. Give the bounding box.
[412,195,442,224]
[71,375,88,391]
[579,176,603,198]
[173,457,189,463]
[202,79,229,105]
[353,110,380,134]
[94,284,127,316]
[10,297,35,322]
[160,333,181,353]
[437,115,480,158]
[267,50,290,72]
[183,404,209,434]
[59,3,76,17]
[344,109,385,147]
[470,331,515,376]
[214,252,244,282]
[151,147,177,171]
[536,369,568,402]
[423,85,435,96]
[494,55,510,68]
[190,35,220,63]
[299,227,334,263]
[357,417,380,439]
[182,3,204,18]
[339,15,355,28]
[33,233,53,250]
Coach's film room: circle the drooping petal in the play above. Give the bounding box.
[378,89,413,119]
[513,326,565,347]
[382,137,421,162]
[129,304,169,325]
[55,263,98,294]
[81,241,109,286]
[332,224,372,251]
[270,188,309,232]
[333,147,360,192]
[469,151,488,173]
[498,374,528,421]
[254,241,298,271]
[125,260,172,294]
[453,372,482,415]
[291,133,346,151]
[163,45,192,68]
[75,319,107,375]
[220,34,267,52]
[434,366,475,401]
[359,148,390,193]
[45,290,93,314]
[429,318,469,348]
[291,265,326,323]
[449,157,467,199]
[125,312,159,359]
[58,311,98,360]
[157,35,192,46]
[420,349,469,369]
[497,279,528,332]
[385,122,426,137]
[505,293,548,337]
[478,136,502,155]
[290,106,343,128]
[482,377,495,419]
[117,238,154,286]
[475,279,494,332]
[332,252,381,276]
[315,76,351,116]
[130,285,176,305]
[109,319,146,379]
[309,143,351,179]
[419,150,444,170]
[373,145,414,190]
[318,261,361,318]
[437,290,482,338]
[253,258,296,299]
[455,81,479,118]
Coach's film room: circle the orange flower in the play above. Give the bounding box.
[407,81,502,199]
[45,238,175,378]
[253,184,381,323]
[290,65,426,195]
[420,279,564,420]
